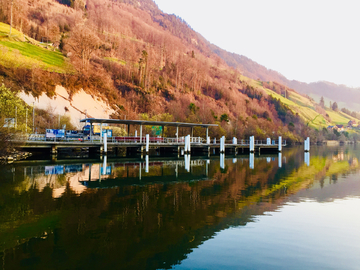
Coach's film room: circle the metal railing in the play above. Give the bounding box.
[23,134,285,146]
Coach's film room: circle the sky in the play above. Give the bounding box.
[153,0,360,88]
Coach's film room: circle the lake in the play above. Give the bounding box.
[0,146,359,269]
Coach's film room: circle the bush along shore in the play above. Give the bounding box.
[0,150,32,164]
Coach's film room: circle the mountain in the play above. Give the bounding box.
[0,0,359,142]
[207,43,360,111]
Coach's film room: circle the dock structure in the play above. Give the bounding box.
[14,118,286,156]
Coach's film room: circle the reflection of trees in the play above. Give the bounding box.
[1,147,359,269]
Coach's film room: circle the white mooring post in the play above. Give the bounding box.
[135,130,137,137]
[250,136,255,153]
[184,136,188,154]
[278,136,282,152]
[232,137,237,145]
[185,135,189,153]
[186,135,191,153]
[103,133,107,154]
[304,137,310,152]
[267,138,271,145]
[220,136,225,153]
[207,136,210,144]
[188,135,192,152]
[146,134,149,153]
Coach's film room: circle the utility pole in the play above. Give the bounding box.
[9,0,14,36]
[15,106,17,130]
[26,108,28,133]
[32,102,35,133]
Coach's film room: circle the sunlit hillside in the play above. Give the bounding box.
[0,0,359,142]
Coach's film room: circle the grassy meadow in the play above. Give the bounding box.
[0,23,73,73]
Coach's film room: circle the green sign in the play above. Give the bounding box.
[152,126,162,136]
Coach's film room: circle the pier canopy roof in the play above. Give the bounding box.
[80,118,218,128]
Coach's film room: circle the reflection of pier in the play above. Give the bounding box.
[11,151,293,198]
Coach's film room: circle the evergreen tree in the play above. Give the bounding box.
[332,102,338,111]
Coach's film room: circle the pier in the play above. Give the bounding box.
[13,118,286,157]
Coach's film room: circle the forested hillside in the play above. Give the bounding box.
[0,0,358,142]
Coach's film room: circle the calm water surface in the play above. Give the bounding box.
[0,146,359,269]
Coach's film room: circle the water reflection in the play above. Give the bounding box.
[0,146,359,269]
[304,151,310,166]
[249,153,254,169]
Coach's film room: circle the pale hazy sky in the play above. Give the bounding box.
[153,0,360,87]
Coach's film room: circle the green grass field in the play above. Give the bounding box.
[0,22,73,73]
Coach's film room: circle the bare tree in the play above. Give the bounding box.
[9,0,14,35]
[65,25,101,71]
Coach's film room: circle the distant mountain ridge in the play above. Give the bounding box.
[206,42,360,111]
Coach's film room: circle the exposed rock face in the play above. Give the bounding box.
[19,86,115,128]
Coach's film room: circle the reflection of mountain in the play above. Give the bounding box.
[0,147,359,269]
[291,172,360,203]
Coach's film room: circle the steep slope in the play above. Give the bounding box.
[0,0,359,142]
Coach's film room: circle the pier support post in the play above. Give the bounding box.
[188,135,191,153]
[51,145,57,155]
[250,136,255,153]
[140,125,143,143]
[278,136,282,152]
[103,133,107,155]
[184,135,191,154]
[146,134,149,154]
[232,137,237,145]
[304,137,310,152]
[220,136,225,153]
[176,126,179,143]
